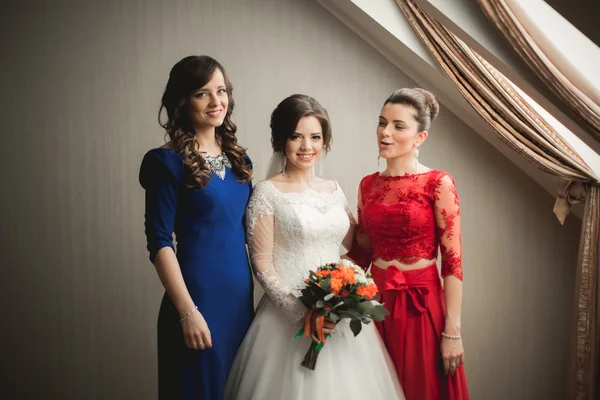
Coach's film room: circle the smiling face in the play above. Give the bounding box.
[187,68,229,131]
[377,103,427,160]
[284,116,324,172]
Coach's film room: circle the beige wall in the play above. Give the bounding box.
[0,0,581,398]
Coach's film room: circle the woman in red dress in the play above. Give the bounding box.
[347,88,469,399]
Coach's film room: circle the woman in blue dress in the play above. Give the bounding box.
[139,55,254,399]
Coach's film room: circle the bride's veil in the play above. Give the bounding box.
[264,151,285,179]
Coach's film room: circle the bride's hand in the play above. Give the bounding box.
[309,312,336,341]
[181,310,212,351]
[322,316,336,334]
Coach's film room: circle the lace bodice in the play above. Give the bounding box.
[246,180,355,323]
[347,170,463,280]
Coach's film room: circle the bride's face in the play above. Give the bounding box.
[284,116,324,172]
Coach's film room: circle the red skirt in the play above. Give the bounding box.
[371,264,469,400]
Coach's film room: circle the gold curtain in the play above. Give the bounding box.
[477,0,600,144]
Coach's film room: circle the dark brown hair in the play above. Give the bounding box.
[384,88,440,131]
[270,94,332,153]
[159,55,251,188]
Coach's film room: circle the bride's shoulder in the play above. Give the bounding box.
[248,180,277,214]
[252,179,275,194]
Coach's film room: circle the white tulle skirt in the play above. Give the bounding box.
[225,298,405,400]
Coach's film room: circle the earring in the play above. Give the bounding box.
[414,146,420,167]
[281,152,287,176]
[377,155,381,167]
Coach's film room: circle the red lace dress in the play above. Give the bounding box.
[348,170,469,400]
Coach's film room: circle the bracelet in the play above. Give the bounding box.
[179,305,198,323]
[441,332,461,340]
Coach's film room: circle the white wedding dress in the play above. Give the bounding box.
[224,180,404,400]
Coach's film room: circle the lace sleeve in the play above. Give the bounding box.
[346,179,373,271]
[434,173,463,280]
[246,182,308,324]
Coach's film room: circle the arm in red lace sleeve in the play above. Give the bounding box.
[346,179,373,271]
[434,173,463,280]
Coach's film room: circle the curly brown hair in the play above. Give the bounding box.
[159,55,252,188]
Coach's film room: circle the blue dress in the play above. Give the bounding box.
[139,148,254,400]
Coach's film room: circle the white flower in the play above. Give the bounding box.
[337,259,355,268]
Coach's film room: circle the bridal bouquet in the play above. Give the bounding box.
[295,259,389,370]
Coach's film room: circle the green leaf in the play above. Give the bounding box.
[333,301,345,309]
[350,319,363,337]
[324,293,335,301]
[346,309,361,318]
[343,298,356,307]
[316,300,326,308]
[370,305,390,321]
[358,301,375,311]
[374,304,390,314]
[329,312,340,322]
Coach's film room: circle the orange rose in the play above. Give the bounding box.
[316,270,332,278]
[356,284,378,300]
[339,267,356,285]
[329,278,343,295]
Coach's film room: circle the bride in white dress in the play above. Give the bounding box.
[224,95,404,400]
